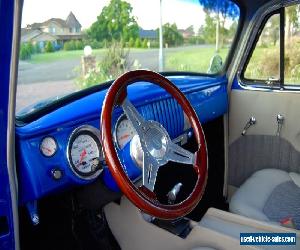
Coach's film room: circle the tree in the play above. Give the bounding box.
[198,0,239,51]
[88,0,139,42]
[285,5,299,41]
[202,13,216,44]
[162,23,184,47]
[269,15,280,46]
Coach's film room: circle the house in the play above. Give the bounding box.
[179,28,195,39]
[139,29,158,40]
[22,12,83,49]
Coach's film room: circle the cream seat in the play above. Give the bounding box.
[229,169,300,229]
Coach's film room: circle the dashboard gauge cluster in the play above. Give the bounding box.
[67,125,104,180]
[114,114,137,149]
[40,136,57,157]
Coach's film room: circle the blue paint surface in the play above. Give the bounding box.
[16,75,228,202]
[0,0,16,249]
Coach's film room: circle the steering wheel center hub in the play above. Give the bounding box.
[144,125,168,159]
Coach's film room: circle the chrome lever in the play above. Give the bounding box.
[167,183,183,204]
[276,114,284,136]
[241,117,256,136]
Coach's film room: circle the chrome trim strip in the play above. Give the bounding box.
[7,0,22,249]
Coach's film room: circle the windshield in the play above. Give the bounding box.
[17,0,240,116]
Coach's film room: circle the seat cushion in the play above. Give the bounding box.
[263,180,300,229]
[229,169,293,223]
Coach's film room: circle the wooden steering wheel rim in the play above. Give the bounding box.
[101,70,208,219]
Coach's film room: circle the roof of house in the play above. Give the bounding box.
[21,28,58,42]
[44,18,70,28]
[139,29,158,39]
[27,12,81,30]
[66,12,82,29]
[29,18,68,29]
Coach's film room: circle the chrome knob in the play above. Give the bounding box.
[167,183,183,204]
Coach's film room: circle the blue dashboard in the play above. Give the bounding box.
[16,75,228,205]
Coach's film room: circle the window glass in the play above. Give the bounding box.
[244,14,280,82]
[17,0,240,115]
[285,5,300,85]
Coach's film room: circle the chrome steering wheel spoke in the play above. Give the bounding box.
[142,152,160,192]
[121,98,146,136]
[121,97,195,191]
[166,142,195,165]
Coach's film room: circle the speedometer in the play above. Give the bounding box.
[67,125,103,179]
[114,115,137,149]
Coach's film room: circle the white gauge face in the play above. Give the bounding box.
[70,134,100,175]
[115,117,137,149]
[40,137,57,157]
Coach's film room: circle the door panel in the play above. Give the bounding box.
[228,4,300,187]
[228,89,300,186]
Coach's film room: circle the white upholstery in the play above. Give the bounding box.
[290,172,300,188]
[191,248,217,250]
[229,169,297,223]
[198,208,300,250]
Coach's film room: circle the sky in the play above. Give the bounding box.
[21,0,206,31]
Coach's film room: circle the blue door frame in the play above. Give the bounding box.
[0,0,17,249]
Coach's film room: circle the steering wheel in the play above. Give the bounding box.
[101,70,208,219]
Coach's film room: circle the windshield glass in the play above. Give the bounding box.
[17,0,240,116]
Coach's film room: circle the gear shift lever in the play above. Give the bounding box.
[152,182,191,238]
[167,183,183,204]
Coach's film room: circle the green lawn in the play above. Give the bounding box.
[165,47,229,72]
[28,46,229,71]
[29,47,158,64]
[29,49,107,63]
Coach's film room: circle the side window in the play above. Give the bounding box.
[243,4,300,88]
[244,14,280,83]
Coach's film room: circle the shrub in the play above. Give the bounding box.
[76,41,132,89]
[45,41,54,53]
[75,40,84,50]
[64,40,84,51]
[150,40,159,48]
[187,36,205,45]
[20,43,31,60]
[64,40,76,51]
[290,64,300,82]
[128,37,135,48]
[90,40,102,49]
[134,38,141,48]
[27,43,34,54]
[34,43,41,54]
[142,39,148,48]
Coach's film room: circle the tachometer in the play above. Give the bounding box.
[67,126,103,179]
[114,115,137,149]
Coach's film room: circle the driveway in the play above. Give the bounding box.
[16,80,77,113]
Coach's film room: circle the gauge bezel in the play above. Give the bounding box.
[67,125,103,180]
[114,113,137,150]
[39,136,58,157]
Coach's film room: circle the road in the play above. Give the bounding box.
[17,45,210,84]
